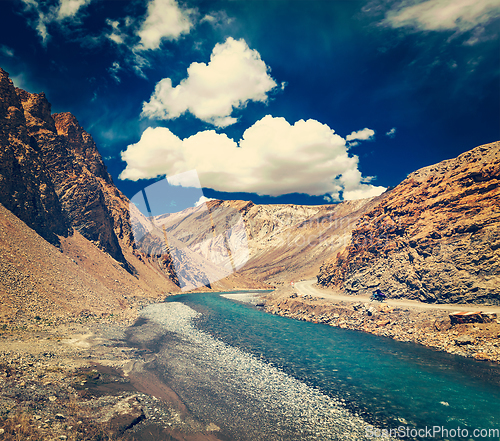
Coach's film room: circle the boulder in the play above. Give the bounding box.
[97,395,145,434]
[449,311,483,325]
[455,335,475,346]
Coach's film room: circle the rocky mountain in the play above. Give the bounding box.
[0,68,272,316]
[0,68,185,322]
[0,68,69,245]
[317,141,500,305]
[129,197,386,290]
[16,86,130,268]
[0,67,133,265]
[235,197,387,284]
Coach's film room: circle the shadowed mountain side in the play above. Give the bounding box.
[0,202,177,324]
[318,141,500,305]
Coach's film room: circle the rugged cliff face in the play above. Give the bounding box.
[15,87,130,267]
[317,141,500,305]
[0,68,69,245]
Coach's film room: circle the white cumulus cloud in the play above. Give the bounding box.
[141,38,278,127]
[136,0,194,50]
[120,115,386,202]
[383,0,500,35]
[346,128,376,142]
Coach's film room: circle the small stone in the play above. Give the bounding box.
[455,335,474,346]
[55,413,66,420]
[49,396,57,402]
[206,422,220,432]
[59,436,67,440]
[473,352,489,360]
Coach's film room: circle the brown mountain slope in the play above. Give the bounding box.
[0,201,177,324]
[0,68,69,245]
[235,197,387,283]
[317,141,500,305]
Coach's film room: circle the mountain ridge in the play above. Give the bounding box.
[2,66,498,322]
[317,140,500,304]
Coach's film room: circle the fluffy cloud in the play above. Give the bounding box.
[141,38,278,127]
[20,0,92,44]
[346,128,375,142]
[383,0,500,35]
[120,115,386,202]
[136,0,194,50]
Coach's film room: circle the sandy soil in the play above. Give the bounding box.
[294,280,500,314]
[0,314,226,441]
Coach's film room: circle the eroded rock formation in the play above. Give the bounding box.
[318,141,500,304]
[0,68,69,245]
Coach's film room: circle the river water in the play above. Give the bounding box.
[134,292,500,440]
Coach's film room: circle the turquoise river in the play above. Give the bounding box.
[133,291,500,441]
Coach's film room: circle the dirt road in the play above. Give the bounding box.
[293,279,500,314]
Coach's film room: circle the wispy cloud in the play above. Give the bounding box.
[0,45,15,58]
[382,0,500,42]
[141,38,279,127]
[386,127,397,138]
[119,116,386,201]
[101,0,196,76]
[108,61,122,83]
[19,0,92,44]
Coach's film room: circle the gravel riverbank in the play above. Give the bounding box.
[0,309,226,441]
[131,302,389,441]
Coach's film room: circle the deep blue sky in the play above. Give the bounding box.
[1,0,498,205]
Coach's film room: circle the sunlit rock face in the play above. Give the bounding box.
[318,141,500,305]
[0,68,69,245]
[0,67,132,267]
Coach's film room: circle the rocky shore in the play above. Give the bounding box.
[262,286,500,364]
[0,308,226,441]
